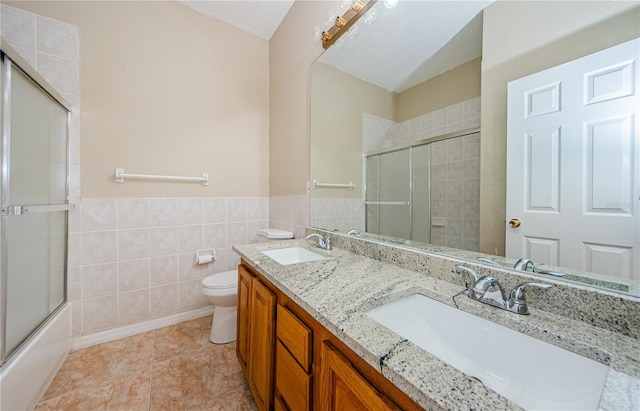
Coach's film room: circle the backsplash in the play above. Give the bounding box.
[309,228,640,340]
[68,196,270,336]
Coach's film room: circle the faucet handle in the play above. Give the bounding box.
[507,282,552,314]
[456,265,479,282]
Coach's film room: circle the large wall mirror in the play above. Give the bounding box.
[309,0,640,296]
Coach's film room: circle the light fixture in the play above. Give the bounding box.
[321,0,379,49]
[383,0,399,9]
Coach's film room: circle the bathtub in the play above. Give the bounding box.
[0,303,71,410]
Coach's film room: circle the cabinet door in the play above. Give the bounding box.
[237,265,253,372]
[248,278,276,411]
[320,342,399,411]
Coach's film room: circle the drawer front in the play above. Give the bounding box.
[275,341,311,411]
[276,305,312,371]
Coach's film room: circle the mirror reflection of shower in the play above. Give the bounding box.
[364,129,481,251]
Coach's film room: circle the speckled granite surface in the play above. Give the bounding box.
[233,238,640,411]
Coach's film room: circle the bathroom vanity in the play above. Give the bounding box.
[233,234,640,410]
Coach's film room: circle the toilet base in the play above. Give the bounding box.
[210,305,237,344]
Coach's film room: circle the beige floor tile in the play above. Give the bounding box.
[154,316,212,363]
[193,380,258,411]
[150,342,244,410]
[36,315,255,411]
[41,331,155,401]
[35,366,152,411]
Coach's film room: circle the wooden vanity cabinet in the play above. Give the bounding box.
[237,261,423,411]
[320,341,400,411]
[237,264,276,411]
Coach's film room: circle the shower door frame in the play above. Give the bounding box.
[364,127,481,242]
[0,43,73,365]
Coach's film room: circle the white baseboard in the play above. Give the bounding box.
[71,306,214,351]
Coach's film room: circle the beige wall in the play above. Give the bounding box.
[269,1,341,196]
[7,0,270,198]
[396,57,481,123]
[479,1,640,255]
[310,62,395,199]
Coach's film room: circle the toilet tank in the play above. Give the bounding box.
[257,228,294,243]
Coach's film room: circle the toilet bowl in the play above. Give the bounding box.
[201,270,238,344]
[201,228,294,344]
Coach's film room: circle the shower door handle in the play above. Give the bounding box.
[2,203,74,216]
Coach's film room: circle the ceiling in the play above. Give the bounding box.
[178,0,294,40]
[178,0,493,92]
[318,0,492,92]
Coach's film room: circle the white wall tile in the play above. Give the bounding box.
[178,225,204,253]
[179,252,211,281]
[67,266,81,302]
[149,227,178,257]
[118,259,149,292]
[178,279,207,310]
[71,301,82,336]
[204,223,227,249]
[82,231,117,265]
[247,197,267,221]
[1,5,36,51]
[150,285,178,318]
[118,289,150,324]
[82,263,117,299]
[117,229,149,261]
[227,197,247,222]
[227,222,248,248]
[203,198,227,223]
[150,255,178,287]
[82,198,116,231]
[82,295,118,334]
[447,102,464,124]
[178,198,203,225]
[149,198,180,227]
[37,53,78,96]
[36,15,78,60]
[67,232,82,268]
[117,198,149,229]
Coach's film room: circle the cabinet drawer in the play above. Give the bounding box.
[275,341,311,411]
[276,305,312,371]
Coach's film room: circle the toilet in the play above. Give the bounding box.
[201,228,294,344]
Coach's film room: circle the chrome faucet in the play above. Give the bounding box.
[514,258,535,271]
[456,265,552,315]
[304,233,332,250]
[346,229,361,236]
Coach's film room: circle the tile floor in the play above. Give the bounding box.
[35,316,257,410]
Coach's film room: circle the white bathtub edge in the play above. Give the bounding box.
[0,303,72,411]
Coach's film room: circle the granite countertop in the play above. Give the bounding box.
[233,240,640,411]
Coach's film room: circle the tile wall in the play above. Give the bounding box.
[363,96,481,154]
[268,195,310,240]
[67,197,270,336]
[430,134,481,251]
[1,5,81,199]
[309,198,365,233]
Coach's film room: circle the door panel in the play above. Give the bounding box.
[506,38,639,280]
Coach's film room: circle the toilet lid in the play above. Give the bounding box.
[202,270,237,289]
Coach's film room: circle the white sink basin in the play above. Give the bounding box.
[366,294,609,411]
[262,247,326,266]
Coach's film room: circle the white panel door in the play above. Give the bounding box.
[506,38,640,280]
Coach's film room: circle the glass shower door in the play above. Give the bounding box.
[1,56,69,361]
[365,149,411,239]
